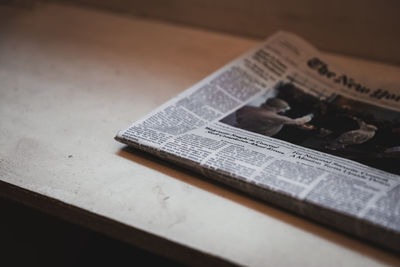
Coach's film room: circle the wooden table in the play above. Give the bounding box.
[1,3,399,266]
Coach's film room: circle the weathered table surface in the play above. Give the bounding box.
[1,3,399,266]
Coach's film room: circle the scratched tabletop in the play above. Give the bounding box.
[1,3,399,266]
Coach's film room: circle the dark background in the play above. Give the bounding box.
[1,197,181,267]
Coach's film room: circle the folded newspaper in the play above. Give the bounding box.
[115,32,400,252]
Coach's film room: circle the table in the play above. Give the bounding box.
[1,3,399,266]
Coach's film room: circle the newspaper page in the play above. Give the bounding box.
[115,32,400,252]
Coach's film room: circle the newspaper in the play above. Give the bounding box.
[115,32,400,252]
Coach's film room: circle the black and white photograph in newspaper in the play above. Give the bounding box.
[220,81,400,175]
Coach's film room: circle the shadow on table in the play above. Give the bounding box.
[117,145,400,265]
